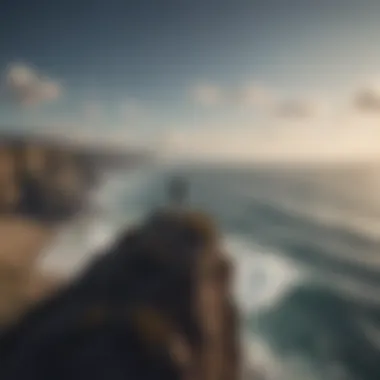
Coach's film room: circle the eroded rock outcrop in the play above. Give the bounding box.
[0,209,241,380]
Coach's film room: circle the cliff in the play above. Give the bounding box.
[0,131,153,222]
[0,210,241,380]
[0,131,153,323]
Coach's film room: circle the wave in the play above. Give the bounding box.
[36,166,162,278]
[252,283,380,380]
[224,234,302,314]
[203,193,380,290]
[34,163,380,379]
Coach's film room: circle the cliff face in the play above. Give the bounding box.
[0,132,152,324]
[0,133,152,222]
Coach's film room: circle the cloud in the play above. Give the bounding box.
[353,84,380,112]
[191,84,224,107]
[191,81,322,120]
[2,63,62,106]
[240,84,275,109]
[241,84,323,118]
[273,98,322,119]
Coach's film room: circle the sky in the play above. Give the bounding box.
[1,0,380,161]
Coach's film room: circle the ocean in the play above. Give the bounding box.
[36,162,380,380]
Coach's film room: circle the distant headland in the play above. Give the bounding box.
[0,130,153,223]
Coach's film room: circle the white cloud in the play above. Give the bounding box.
[2,63,62,106]
[161,104,380,163]
[273,98,323,119]
[241,84,324,119]
[191,84,224,107]
[191,82,323,120]
[240,84,275,109]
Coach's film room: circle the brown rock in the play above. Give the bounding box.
[0,209,241,380]
[137,210,241,380]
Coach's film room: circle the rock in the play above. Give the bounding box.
[0,133,152,323]
[0,133,152,222]
[0,210,241,380]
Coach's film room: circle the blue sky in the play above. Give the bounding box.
[2,0,380,160]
